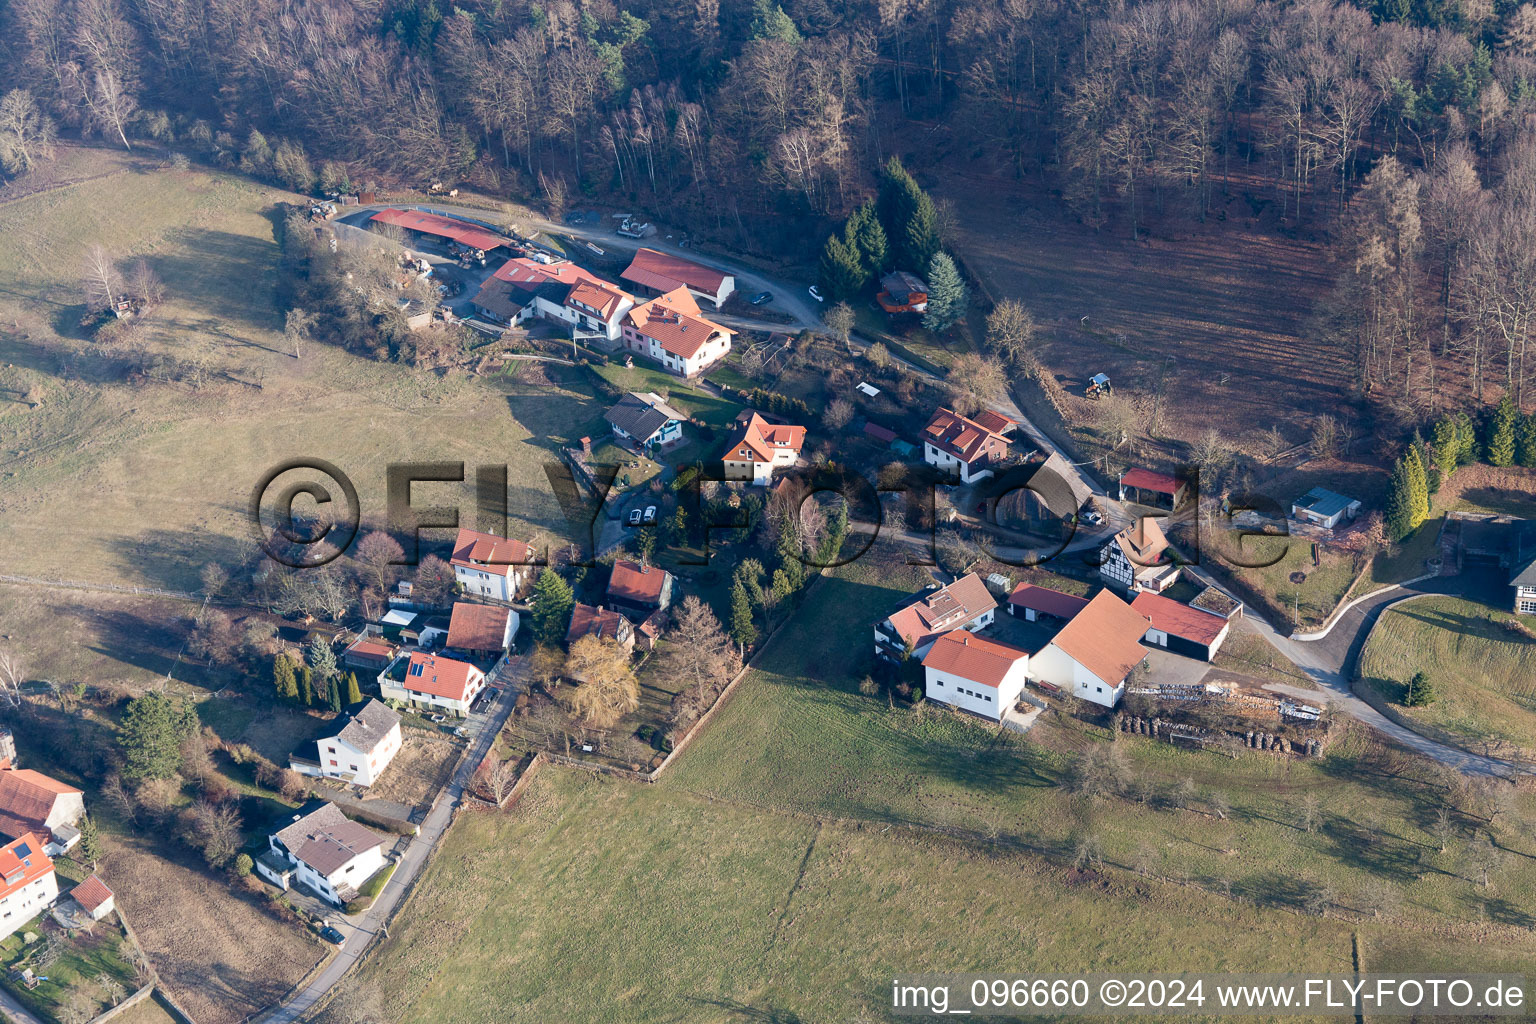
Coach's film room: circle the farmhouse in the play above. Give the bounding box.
[69,875,114,922]
[379,651,487,717]
[290,699,403,787]
[922,630,1031,722]
[1100,517,1181,594]
[619,247,735,307]
[1290,487,1362,531]
[1007,582,1089,623]
[0,833,57,942]
[607,560,674,615]
[259,802,387,907]
[492,257,636,344]
[369,208,510,255]
[446,602,517,655]
[721,413,806,485]
[1031,591,1151,708]
[470,276,534,326]
[875,572,996,660]
[451,528,533,603]
[567,603,636,652]
[0,764,85,856]
[921,408,1011,483]
[1130,591,1232,661]
[875,271,928,314]
[1118,468,1188,510]
[605,391,688,450]
[621,287,734,378]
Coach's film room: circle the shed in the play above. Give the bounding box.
[1130,591,1231,660]
[71,875,114,921]
[864,422,897,443]
[1290,487,1361,530]
[1118,467,1188,510]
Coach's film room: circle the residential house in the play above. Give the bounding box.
[0,834,56,942]
[342,636,398,674]
[0,764,85,856]
[1130,591,1232,661]
[1461,518,1536,614]
[69,875,115,922]
[289,700,403,788]
[1118,468,1188,510]
[921,408,1011,484]
[567,602,636,653]
[258,802,387,907]
[446,602,517,656]
[1030,591,1151,707]
[875,271,928,314]
[721,413,806,485]
[607,560,674,616]
[471,276,532,326]
[1100,517,1181,594]
[605,391,688,450]
[874,572,996,661]
[378,651,487,717]
[451,527,533,603]
[1290,487,1362,531]
[1007,583,1089,623]
[622,287,734,378]
[922,630,1031,722]
[491,257,636,344]
[619,248,735,307]
[1513,522,1536,615]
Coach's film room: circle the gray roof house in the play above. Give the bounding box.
[1511,520,1536,615]
[1290,487,1362,531]
[258,801,389,906]
[604,392,688,449]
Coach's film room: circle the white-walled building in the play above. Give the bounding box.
[490,258,636,343]
[70,875,114,922]
[0,833,57,942]
[605,392,688,449]
[259,803,387,907]
[289,700,403,788]
[451,528,533,603]
[1031,590,1150,707]
[622,287,734,378]
[1130,591,1232,661]
[921,407,1014,483]
[378,651,487,717]
[1100,516,1181,594]
[721,413,806,485]
[922,630,1031,721]
[0,764,86,857]
[620,248,736,307]
[875,572,997,661]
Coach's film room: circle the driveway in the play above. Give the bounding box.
[0,989,43,1024]
[257,657,527,1023]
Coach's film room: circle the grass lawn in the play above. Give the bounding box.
[1362,515,1443,593]
[1358,595,1536,760]
[590,361,741,434]
[1221,534,1362,631]
[0,914,139,1023]
[1211,627,1317,689]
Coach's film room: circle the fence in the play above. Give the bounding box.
[0,574,197,601]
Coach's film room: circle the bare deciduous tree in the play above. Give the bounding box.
[81,243,120,312]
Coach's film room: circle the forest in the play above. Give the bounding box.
[2,0,1535,415]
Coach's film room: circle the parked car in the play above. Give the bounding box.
[750,291,773,305]
[628,508,644,526]
[319,926,345,945]
[643,505,658,524]
[1083,509,1105,526]
[808,285,825,302]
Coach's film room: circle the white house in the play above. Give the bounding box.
[0,764,86,856]
[446,602,517,656]
[259,802,387,907]
[622,286,734,378]
[922,630,1031,722]
[69,875,114,922]
[378,651,487,717]
[491,257,636,343]
[620,247,735,307]
[0,833,57,942]
[921,408,1014,483]
[721,413,806,485]
[1100,516,1181,594]
[289,700,403,788]
[451,528,533,603]
[1030,590,1150,708]
[875,572,996,661]
[605,391,688,449]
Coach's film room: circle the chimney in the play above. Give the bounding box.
[579,436,592,456]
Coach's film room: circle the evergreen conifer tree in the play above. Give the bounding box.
[922,252,968,332]
[1486,394,1518,467]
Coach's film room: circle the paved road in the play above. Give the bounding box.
[0,988,44,1024]
[258,659,526,1024]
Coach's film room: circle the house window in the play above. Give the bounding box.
[349,765,358,771]
[985,695,992,702]
[1096,686,1103,693]
[329,760,338,766]
[1520,599,1536,613]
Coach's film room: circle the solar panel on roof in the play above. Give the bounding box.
[15,842,30,856]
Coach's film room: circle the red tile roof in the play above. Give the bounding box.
[369,208,507,251]
[494,258,633,323]
[344,637,396,662]
[922,630,1029,687]
[620,248,730,296]
[566,602,632,644]
[71,874,113,913]
[864,422,897,442]
[1045,591,1150,687]
[607,561,669,605]
[1120,467,1183,495]
[402,652,484,702]
[451,528,530,580]
[0,767,81,842]
[885,572,996,650]
[0,833,53,902]
[922,408,1009,465]
[626,287,732,359]
[1112,517,1171,567]
[971,410,1016,435]
[447,602,513,651]
[1007,583,1090,620]
[722,413,806,464]
[1130,592,1229,646]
